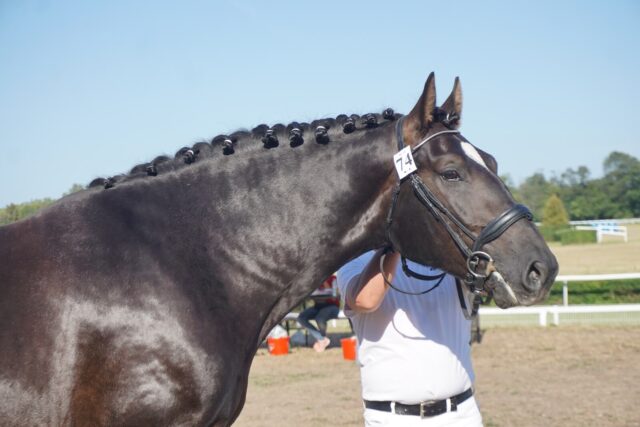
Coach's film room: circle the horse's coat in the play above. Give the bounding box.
[0,73,557,426]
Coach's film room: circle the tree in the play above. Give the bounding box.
[64,183,85,196]
[0,199,54,225]
[0,204,19,226]
[554,166,590,188]
[0,183,84,226]
[567,186,620,220]
[603,151,639,175]
[514,151,639,220]
[601,152,640,218]
[517,172,557,221]
[499,173,520,200]
[542,194,569,226]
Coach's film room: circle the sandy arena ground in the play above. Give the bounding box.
[234,326,640,427]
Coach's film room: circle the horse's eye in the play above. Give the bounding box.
[441,170,461,182]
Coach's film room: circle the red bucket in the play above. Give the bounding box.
[267,337,290,356]
[340,337,357,361]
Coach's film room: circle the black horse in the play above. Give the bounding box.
[0,73,557,426]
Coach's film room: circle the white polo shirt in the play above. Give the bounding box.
[337,251,474,404]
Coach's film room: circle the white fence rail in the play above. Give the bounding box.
[556,272,640,306]
[570,218,640,225]
[479,273,640,327]
[283,273,640,330]
[479,304,640,327]
[575,224,628,242]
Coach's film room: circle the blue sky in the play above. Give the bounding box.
[1,0,638,206]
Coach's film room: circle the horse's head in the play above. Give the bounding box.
[388,73,558,308]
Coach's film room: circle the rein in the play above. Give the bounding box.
[385,117,533,295]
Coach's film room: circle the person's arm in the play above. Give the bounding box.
[345,248,400,313]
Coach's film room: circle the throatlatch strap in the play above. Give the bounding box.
[385,184,403,251]
[380,251,445,296]
[401,257,446,281]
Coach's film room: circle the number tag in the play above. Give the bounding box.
[393,146,417,179]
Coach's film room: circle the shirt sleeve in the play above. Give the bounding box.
[336,251,375,316]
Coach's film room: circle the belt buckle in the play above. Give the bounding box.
[419,398,456,418]
[419,400,436,418]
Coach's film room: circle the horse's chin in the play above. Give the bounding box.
[487,271,519,308]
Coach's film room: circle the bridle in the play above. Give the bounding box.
[384,116,533,295]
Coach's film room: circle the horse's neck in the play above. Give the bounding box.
[204,125,398,340]
[225,126,395,276]
[85,124,397,342]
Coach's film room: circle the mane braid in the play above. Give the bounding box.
[90,110,403,188]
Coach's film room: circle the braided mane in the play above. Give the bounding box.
[88,109,401,189]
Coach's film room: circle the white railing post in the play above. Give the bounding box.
[539,310,547,327]
[552,306,560,326]
[562,281,569,307]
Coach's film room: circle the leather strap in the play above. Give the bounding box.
[472,204,533,252]
[364,388,473,418]
[387,116,533,294]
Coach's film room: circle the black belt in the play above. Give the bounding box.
[364,388,473,418]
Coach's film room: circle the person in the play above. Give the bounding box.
[337,248,483,426]
[297,274,340,352]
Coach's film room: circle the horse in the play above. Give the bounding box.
[0,72,558,426]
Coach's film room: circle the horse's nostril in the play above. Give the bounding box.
[529,265,540,283]
[524,261,547,293]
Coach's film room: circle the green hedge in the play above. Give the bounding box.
[483,279,640,306]
[557,228,597,245]
[536,225,596,245]
[546,279,640,304]
[538,225,566,241]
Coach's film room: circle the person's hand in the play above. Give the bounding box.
[347,247,400,313]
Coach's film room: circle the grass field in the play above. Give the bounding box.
[544,223,640,304]
[549,224,640,275]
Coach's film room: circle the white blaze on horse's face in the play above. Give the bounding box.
[460,141,488,170]
[459,138,521,306]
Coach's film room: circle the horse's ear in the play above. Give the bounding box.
[405,72,437,137]
[440,76,463,128]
